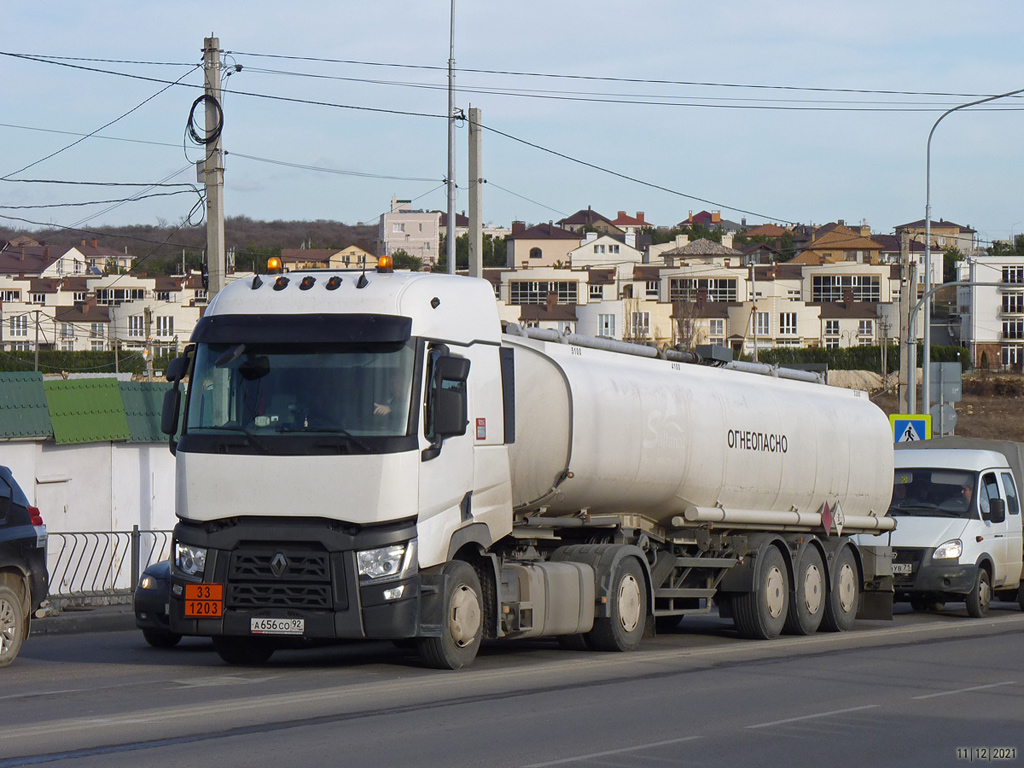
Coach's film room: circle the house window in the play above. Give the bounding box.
[610,244,620,254]
[825,320,840,335]
[509,281,578,305]
[1003,266,1024,284]
[195,289,208,302]
[1002,345,1023,367]
[590,284,603,301]
[825,336,840,349]
[1003,320,1024,340]
[91,339,105,351]
[392,223,405,233]
[1,290,20,302]
[811,275,880,302]
[598,314,616,338]
[74,292,87,302]
[156,316,173,337]
[61,323,74,339]
[595,244,605,254]
[709,318,725,338]
[858,320,874,338]
[90,323,105,339]
[646,280,659,299]
[1003,293,1024,313]
[128,315,144,338]
[558,321,574,334]
[753,312,770,337]
[32,293,45,304]
[61,340,75,352]
[156,291,172,301]
[779,312,797,335]
[9,315,28,337]
[10,341,30,351]
[669,278,737,302]
[529,247,542,260]
[630,312,650,339]
[787,289,801,300]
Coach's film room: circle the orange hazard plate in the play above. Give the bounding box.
[184,583,223,617]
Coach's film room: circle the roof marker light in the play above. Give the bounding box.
[326,276,343,290]
[274,276,290,291]
[300,276,316,291]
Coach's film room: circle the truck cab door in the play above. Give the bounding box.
[979,471,1011,587]
[999,471,1023,588]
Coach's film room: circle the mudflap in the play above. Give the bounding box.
[858,589,894,621]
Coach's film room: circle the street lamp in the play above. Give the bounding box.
[922,85,1024,415]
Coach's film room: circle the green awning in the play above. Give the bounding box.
[44,379,131,444]
[0,372,53,440]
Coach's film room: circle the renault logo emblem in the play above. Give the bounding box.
[270,553,288,577]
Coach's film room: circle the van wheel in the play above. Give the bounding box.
[418,560,482,670]
[784,547,825,635]
[821,547,859,632]
[587,557,647,651]
[966,569,992,618]
[0,585,26,668]
[143,629,183,649]
[213,636,275,665]
[733,546,789,640]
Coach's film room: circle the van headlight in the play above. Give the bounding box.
[933,539,962,561]
[175,542,208,576]
[356,540,416,583]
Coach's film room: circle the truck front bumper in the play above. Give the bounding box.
[893,547,978,597]
[168,517,422,641]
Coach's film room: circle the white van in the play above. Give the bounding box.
[885,445,1024,616]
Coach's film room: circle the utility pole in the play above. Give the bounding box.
[144,306,154,380]
[750,264,758,362]
[203,36,226,298]
[33,310,40,371]
[445,3,457,275]
[898,230,917,413]
[467,106,483,279]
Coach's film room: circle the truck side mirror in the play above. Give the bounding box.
[161,351,192,452]
[986,498,1006,524]
[422,353,471,461]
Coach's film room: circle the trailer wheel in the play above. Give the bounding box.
[821,547,859,632]
[587,557,646,652]
[418,560,482,670]
[0,585,26,668]
[213,636,275,665]
[732,546,789,640]
[784,547,825,635]
[966,568,992,618]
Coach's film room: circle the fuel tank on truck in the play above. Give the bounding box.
[505,335,894,528]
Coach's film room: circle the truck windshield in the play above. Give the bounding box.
[889,469,979,519]
[185,340,417,443]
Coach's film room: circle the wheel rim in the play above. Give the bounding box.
[803,562,824,615]
[449,584,481,648]
[978,575,992,610]
[765,566,786,619]
[0,598,16,655]
[836,562,857,613]
[618,573,642,633]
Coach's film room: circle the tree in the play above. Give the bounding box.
[435,233,507,271]
[943,247,962,284]
[390,249,423,271]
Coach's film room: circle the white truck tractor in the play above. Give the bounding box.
[161,262,896,668]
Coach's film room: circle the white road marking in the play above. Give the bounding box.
[912,681,1017,700]
[746,704,879,730]
[522,736,701,767]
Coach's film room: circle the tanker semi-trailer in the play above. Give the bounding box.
[160,263,896,669]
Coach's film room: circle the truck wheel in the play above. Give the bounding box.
[1019,583,1024,612]
[784,547,825,635]
[213,636,275,665]
[0,585,26,668]
[418,560,482,670]
[732,546,789,640]
[821,547,859,632]
[966,568,992,618]
[143,629,183,649]
[587,557,647,652]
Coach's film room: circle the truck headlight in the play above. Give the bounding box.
[175,542,208,576]
[357,540,416,584]
[933,539,962,561]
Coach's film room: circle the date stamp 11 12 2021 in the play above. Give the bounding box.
[957,747,1017,762]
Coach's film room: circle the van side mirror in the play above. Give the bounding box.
[986,498,1006,524]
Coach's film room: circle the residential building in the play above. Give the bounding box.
[957,253,1024,369]
[898,218,977,254]
[557,207,622,236]
[378,196,441,266]
[505,222,579,268]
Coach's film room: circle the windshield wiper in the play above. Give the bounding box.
[274,425,373,453]
[199,424,272,453]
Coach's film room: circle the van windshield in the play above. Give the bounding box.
[889,468,978,519]
[185,340,417,441]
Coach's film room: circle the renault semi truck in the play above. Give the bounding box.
[161,262,895,669]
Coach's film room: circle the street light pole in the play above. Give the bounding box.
[922,85,1024,415]
[446,0,457,275]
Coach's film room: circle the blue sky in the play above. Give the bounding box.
[3,1,1024,247]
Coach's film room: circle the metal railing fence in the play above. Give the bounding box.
[46,527,172,602]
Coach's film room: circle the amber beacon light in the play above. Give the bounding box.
[267,256,283,273]
[377,255,394,272]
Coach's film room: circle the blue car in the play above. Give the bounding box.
[134,560,182,648]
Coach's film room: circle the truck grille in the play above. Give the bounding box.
[226,548,336,610]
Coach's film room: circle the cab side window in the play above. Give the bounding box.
[1001,472,1019,515]
[980,472,1000,517]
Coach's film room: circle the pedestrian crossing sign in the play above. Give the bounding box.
[890,414,932,443]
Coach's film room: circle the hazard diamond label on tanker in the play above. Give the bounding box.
[889,414,931,443]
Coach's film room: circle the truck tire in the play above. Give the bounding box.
[784,547,825,635]
[821,547,859,632]
[143,629,183,649]
[418,560,482,670]
[586,557,647,652]
[213,636,275,665]
[966,568,992,618]
[732,546,789,640]
[1019,583,1024,612]
[0,585,26,668]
